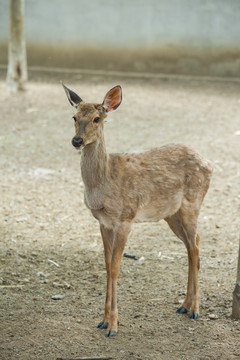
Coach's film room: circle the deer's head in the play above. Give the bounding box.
[62,83,122,148]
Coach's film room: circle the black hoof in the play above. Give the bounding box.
[189,312,198,320]
[97,321,108,329]
[105,330,117,338]
[176,306,188,314]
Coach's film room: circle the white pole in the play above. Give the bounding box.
[7,0,28,92]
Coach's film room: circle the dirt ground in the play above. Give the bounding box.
[0,69,240,360]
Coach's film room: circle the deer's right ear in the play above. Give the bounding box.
[61,81,83,108]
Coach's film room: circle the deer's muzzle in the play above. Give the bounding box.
[72,137,83,148]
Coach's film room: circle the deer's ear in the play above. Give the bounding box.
[61,81,82,108]
[102,85,122,112]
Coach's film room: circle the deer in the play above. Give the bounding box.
[62,83,213,337]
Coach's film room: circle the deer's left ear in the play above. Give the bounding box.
[61,81,83,108]
[102,85,122,112]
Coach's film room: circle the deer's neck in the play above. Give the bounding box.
[80,134,108,191]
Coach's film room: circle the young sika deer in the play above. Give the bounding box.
[62,83,213,337]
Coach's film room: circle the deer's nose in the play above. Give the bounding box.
[72,137,83,147]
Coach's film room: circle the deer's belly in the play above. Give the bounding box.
[134,207,164,223]
[134,194,182,223]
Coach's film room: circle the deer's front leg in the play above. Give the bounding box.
[97,225,114,330]
[103,223,130,337]
[106,223,130,337]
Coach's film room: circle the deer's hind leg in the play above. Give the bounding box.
[165,201,200,319]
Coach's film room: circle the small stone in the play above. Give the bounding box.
[63,282,71,289]
[51,295,65,300]
[134,314,141,318]
[37,271,49,278]
[53,281,71,289]
[209,314,218,320]
[16,217,28,223]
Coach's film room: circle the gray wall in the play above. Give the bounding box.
[1,0,240,76]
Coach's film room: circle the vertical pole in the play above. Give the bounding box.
[7,0,27,92]
[232,237,240,319]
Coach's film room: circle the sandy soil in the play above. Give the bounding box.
[0,70,240,360]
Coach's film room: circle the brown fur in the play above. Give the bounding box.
[63,84,213,337]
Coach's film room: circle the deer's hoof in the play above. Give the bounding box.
[97,321,108,329]
[176,306,188,314]
[189,312,198,320]
[105,330,117,338]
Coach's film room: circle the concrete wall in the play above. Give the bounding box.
[1,0,240,76]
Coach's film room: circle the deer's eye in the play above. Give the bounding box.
[93,117,100,123]
[73,116,77,122]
